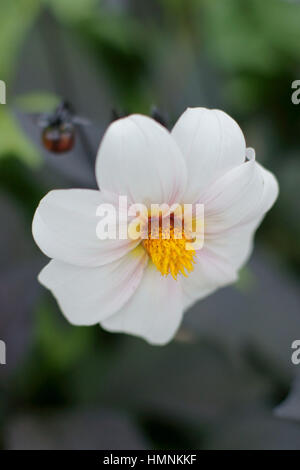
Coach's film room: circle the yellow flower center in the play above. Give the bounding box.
[142,214,196,280]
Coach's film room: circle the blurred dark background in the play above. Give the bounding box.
[1,0,300,450]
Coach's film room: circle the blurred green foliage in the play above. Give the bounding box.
[1,0,300,450]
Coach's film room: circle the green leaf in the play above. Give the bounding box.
[48,0,97,23]
[14,91,61,113]
[35,299,93,372]
[235,267,256,293]
[0,108,40,166]
[0,0,41,81]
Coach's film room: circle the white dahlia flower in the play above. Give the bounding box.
[32,108,278,345]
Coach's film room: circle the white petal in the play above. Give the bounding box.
[204,162,278,271]
[182,159,278,308]
[32,189,138,267]
[202,159,278,234]
[204,163,278,271]
[38,247,148,326]
[101,263,183,345]
[171,108,246,203]
[181,248,237,308]
[182,160,279,308]
[254,162,279,222]
[204,224,255,271]
[96,114,187,205]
